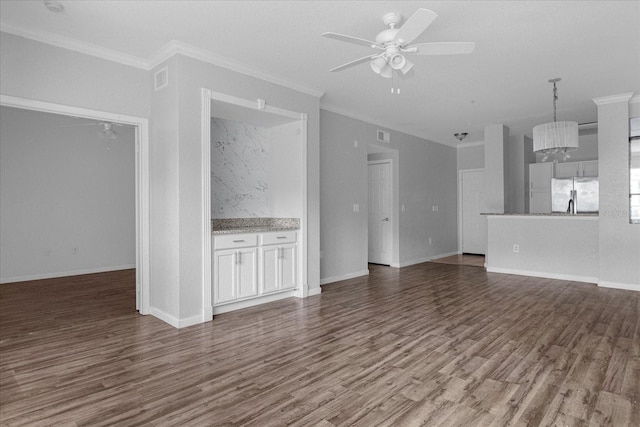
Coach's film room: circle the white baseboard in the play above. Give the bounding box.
[0,264,136,284]
[149,306,209,329]
[598,281,640,292]
[486,267,598,284]
[149,306,180,328]
[320,269,369,285]
[307,286,322,296]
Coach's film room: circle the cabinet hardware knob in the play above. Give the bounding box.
[233,239,245,243]
[277,236,287,239]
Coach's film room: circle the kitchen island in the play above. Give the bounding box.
[484,213,598,284]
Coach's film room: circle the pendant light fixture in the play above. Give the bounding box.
[533,78,578,162]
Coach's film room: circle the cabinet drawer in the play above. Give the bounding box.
[260,231,297,246]
[214,233,258,250]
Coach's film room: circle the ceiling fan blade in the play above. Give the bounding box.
[410,42,475,55]
[329,54,380,72]
[393,8,438,46]
[322,32,380,48]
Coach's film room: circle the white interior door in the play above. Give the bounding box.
[368,161,392,265]
[461,169,486,255]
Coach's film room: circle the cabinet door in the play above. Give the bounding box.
[530,189,551,213]
[213,249,236,304]
[279,244,297,290]
[529,163,554,189]
[237,248,258,299]
[260,246,279,294]
[554,162,579,179]
[581,161,598,177]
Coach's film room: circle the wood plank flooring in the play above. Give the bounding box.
[429,254,485,268]
[1,264,639,426]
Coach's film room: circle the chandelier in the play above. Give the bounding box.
[533,78,578,162]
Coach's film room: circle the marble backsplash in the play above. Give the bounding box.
[211,117,270,218]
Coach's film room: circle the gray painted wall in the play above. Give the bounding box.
[0,107,135,282]
[457,144,484,171]
[320,109,458,282]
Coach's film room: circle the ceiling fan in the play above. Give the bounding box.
[322,9,475,79]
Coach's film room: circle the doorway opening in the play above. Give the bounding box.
[0,95,150,314]
[367,143,399,267]
[458,168,486,257]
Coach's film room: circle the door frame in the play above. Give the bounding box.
[458,168,485,255]
[368,159,393,265]
[0,94,150,314]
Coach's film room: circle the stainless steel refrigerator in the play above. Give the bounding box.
[552,177,599,213]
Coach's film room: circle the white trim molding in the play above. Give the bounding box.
[598,281,640,292]
[592,92,635,106]
[0,27,325,99]
[201,89,213,322]
[149,40,325,98]
[0,24,149,69]
[0,264,136,284]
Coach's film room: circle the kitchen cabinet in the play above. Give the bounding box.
[529,162,553,213]
[555,160,598,178]
[213,231,297,308]
[260,231,297,294]
[213,235,259,304]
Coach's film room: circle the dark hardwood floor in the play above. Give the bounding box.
[1,264,638,426]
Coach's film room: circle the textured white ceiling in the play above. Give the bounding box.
[1,0,639,146]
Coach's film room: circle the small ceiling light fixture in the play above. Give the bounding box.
[454,132,468,142]
[43,0,64,13]
[533,78,578,162]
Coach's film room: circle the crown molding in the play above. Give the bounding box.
[0,26,325,99]
[592,92,635,106]
[0,24,149,70]
[148,40,325,98]
[320,102,456,148]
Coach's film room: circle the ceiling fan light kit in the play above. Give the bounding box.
[533,78,579,162]
[323,8,475,88]
[454,132,468,142]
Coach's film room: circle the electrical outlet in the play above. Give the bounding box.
[72,246,79,255]
[513,244,519,253]
[401,204,405,212]
[428,237,432,245]
[354,140,358,148]
[320,251,324,259]
[353,203,359,213]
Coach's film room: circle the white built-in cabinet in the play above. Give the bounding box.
[529,162,553,213]
[555,160,598,178]
[213,231,297,309]
[260,232,297,294]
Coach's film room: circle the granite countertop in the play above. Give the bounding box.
[481,213,598,217]
[212,217,300,234]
